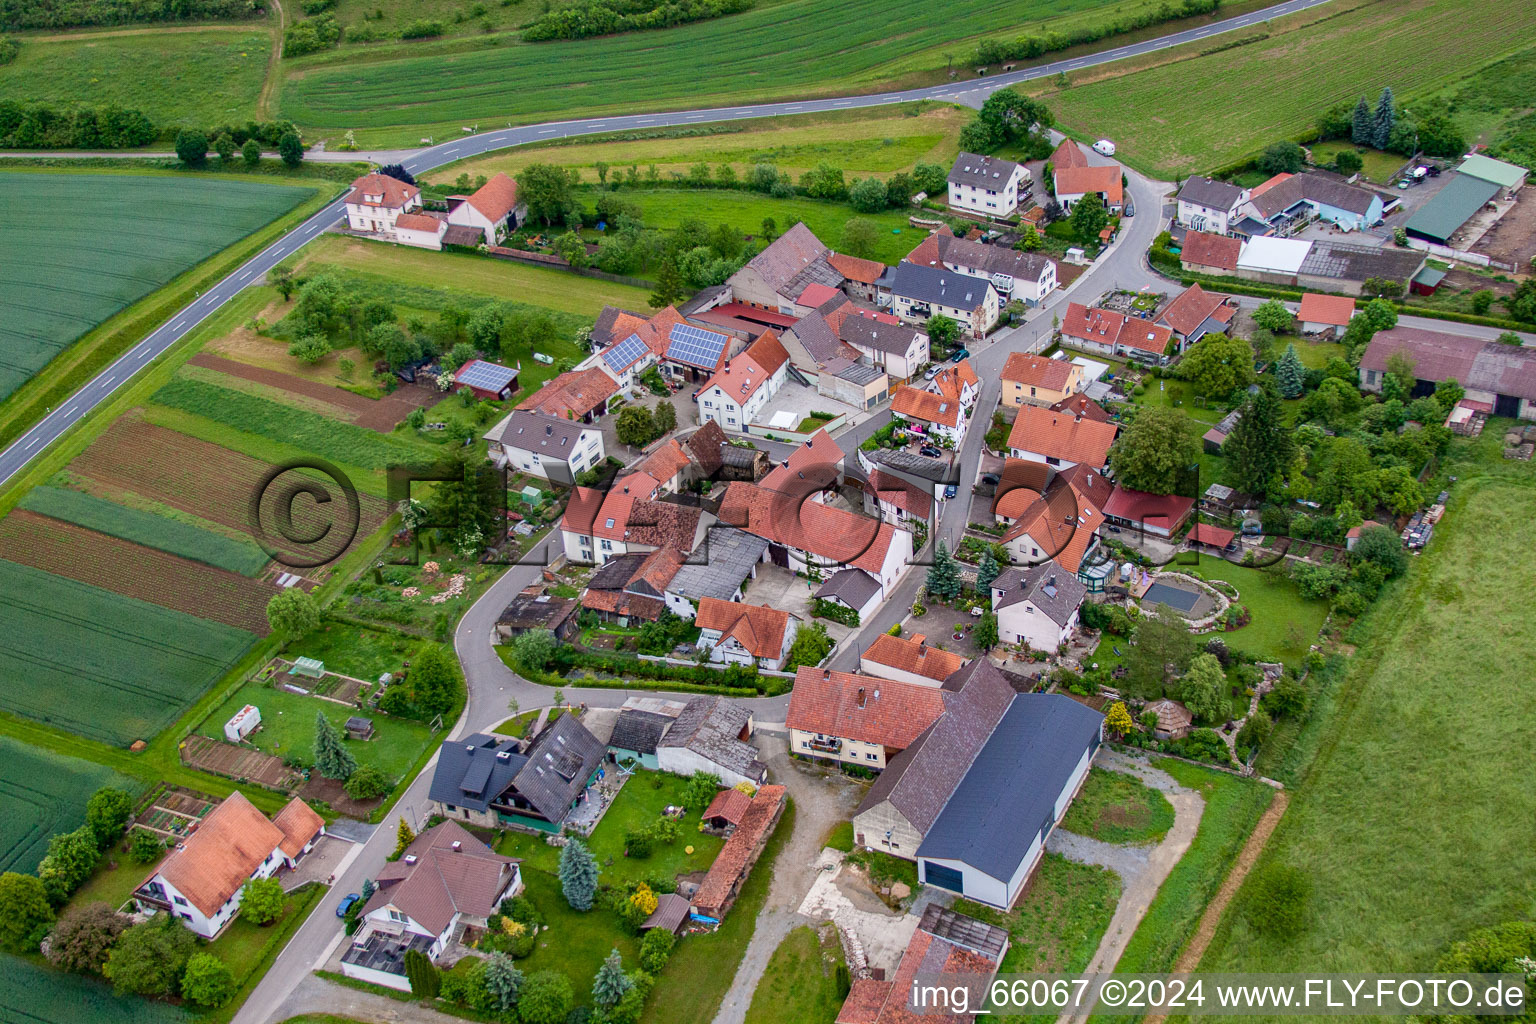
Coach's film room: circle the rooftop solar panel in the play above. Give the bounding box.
[666,322,729,368]
[455,360,518,390]
[603,332,650,372]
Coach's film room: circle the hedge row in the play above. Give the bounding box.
[974,0,1219,65]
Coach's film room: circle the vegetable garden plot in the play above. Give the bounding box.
[188,352,439,432]
[0,560,254,746]
[0,736,140,874]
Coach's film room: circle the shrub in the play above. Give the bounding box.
[1243,863,1312,937]
[45,902,129,972]
[399,18,446,37]
[240,877,286,926]
[639,927,675,972]
[344,763,391,800]
[181,952,235,1007]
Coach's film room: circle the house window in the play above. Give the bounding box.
[600,540,612,551]
[389,909,407,924]
[865,752,878,761]
[173,896,187,907]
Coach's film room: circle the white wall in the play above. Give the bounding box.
[657,746,760,788]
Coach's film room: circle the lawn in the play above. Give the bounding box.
[613,189,919,265]
[495,769,725,885]
[743,924,848,1024]
[1105,760,1273,990]
[284,619,419,683]
[200,675,436,780]
[71,847,168,914]
[1287,337,1346,369]
[1196,478,1536,980]
[429,104,968,185]
[0,558,256,745]
[641,800,794,1024]
[494,707,564,737]
[1191,554,1330,666]
[513,866,641,997]
[0,954,187,1024]
[0,27,269,129]
[0,171,307,405]
[1059,767,1175,845]
[0,735,141,874]
[957,853,1120,1022]
[1045,0,1536,177]
[279,0,1155,145]
[1307,141,1407,184]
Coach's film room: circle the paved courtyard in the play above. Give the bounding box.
[281,834,353,891]
[741,563,855,649]
[751,379,861,435]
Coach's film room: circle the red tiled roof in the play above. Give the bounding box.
[891,384,961,427]
[699,330,789,406]
[1048,395,1109,423]
[696,598,794,659]
[719,481,900,576]
[828,251,887,284]
[394,212,444,233]
[702,787,751,825]
[634,438,693,486]
[1249,172,1293,199]
[581,588,666,621]
[761,429,840,493]
[1002,352,1077,392]
[867,470,932,520]
[1055,164,1123,206]
[1181,231,1241,272]
[787,667,945,748]
[272,798,325,859]
[1298,292,1356,327]
[346,172,419,210]
[1061,302,1173,355]
[999,477,1105,573]
[693,785,786,915]
[518,367,617,419]
[860,633,968,684]
[467,172,520,221]
[1052,139,1090,170]
[837,979,895,1024]
[148,792,283,918]
[1103,486,1195,531]
[1189,523,1236,548]
[1157,284,1231,337]
[1007,404,1118,468]
[561,486,606,536]
[797,282,843,309]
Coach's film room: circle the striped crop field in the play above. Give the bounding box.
[1046,0,1536,177]
[0,559,254,746]
[0,173,306,405]
[0,736,140,875]
[279,0,1138,143]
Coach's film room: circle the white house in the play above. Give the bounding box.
[990,561,1085,650]
[1176,176,1250,235]
[906,230,1058,307]
[886,262,999,338]
[392,213,448,250]
[837,314,930,382]
[946,152,1029,218]
[696,332,791,430]
[694,598,800,670]
[445,172,525,245]
[344,821,521,990]
[489,409,604,486]
[786,666,945,770]
[344,172,421,235]
[134,793,322,939]
[559,477,712,566]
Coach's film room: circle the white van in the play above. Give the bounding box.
[1093,139,1117,156]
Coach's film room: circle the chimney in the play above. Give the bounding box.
[404,854,418,865]
[451,841,462,852]
[856,687,866,708]
[911,633,926,645]
[823,669,831,681]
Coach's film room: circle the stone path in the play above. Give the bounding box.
[1054,750,1205,1024]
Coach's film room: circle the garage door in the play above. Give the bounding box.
[923,862,964,894]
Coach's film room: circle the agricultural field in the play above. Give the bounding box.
[1197,477,1536,981]
[278,0,1146,145]
[0,172,307,404]
[0,27,270,129]
[0,558,255,745]
[429,104,968,185]
[1045,0,1536,177]
[0,955,187,1024]
[0,736,140,874]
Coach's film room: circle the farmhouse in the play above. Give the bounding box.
[1180,230,1242,275]
[946,152,1029,217]
[726,223,846,314]
[1238,171,1384,232]
[453,359,518,400]
[580,553,667,626]
[836,904,1009,1024]
[691,784,785,920]
[1360,325,1536,419]
[444,172,524,245]
[595,305,742,388]
[695,330,791,430]
[133,792,321,938]
[1059,301,1174,364]
[1007,401,1119,470]
[343,172,422,236]
[343,821,520,990]
[488,409,605,485]
[1054,162,1124,212]
[656,695,766,787]
[787,666,946,770]
[1155,284,1235,349]
[990,560,1086,650]
[559,476,710,566]
[1297,293,1356,338]
[885,262,999,338]
[517,366,618,423]
[427,717,606,831]
[858,631,969,688]
[1176,176,1249,234]
[664,526,772,617]
[694,598,800,670]
[828,252,888,303]
[1001,352,1082,408]
[905,227,1058,306]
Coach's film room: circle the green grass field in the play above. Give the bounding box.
[278,0,1141,144]
[0,954,187,1024]
[0,172,305,404]
[1197,478,1536,984]
[612,189,919,265]
[513,866,641,996]
[1046,0,1536,177]
[284,619,419,683]
[0,558,256,745]
[0,28,269,129]
[1060,767,1176,845]
[1306,141,1406,184]
[1191,555,1329,667]
[0,735,140,874]
[743,925,847,1024]
[200,676,434,779]
[20,484,270,576]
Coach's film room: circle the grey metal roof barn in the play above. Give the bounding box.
[1297,239,1424,285]
[670,527,770,603]
[511,713,606,823]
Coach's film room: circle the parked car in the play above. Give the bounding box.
[980,473,1001,486]
[923,365,942,380]
[951,348,971,362]
[336,893,361,918]
[944,484,958,499]
[691,387,703,400]
[1093,139,1117,156]
[920,444,943,458]
[1123,199,1135,217]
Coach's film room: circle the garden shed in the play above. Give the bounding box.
[346,716,376,740]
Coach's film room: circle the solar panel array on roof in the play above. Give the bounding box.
[456,360,518,391]
[666,323,729,368]
[604,332,650,372]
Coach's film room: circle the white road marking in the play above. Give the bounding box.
[239,269,254,281]
[538,129,556,134]
[25,438,39,450]
[137,349,152,360]
[203,294,219,306]
[173,320,187,330]
[64,406,77,417]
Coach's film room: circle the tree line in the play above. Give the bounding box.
[1313,86,1468,159]
[0,0,260,30]
[522,0,753,42]
[972,0,1219,66]
[0,100,155,149]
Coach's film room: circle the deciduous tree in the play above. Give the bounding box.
[181,953,235,1007]
[85,787,135,848]
[103,915,197,998]
[174,128,208,166]
[0,873,52,952]
[266,587,320,638]
[1069,191,1108,245]
[1178,652,1229,723]
[1178,331,1255,399]
[518,971,574,1024]
[278,131,303,167]
[1108,406,1201,495]
[45,902,128,972]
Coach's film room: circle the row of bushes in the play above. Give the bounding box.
[974,0,1219,65]
[522,0,752,41]
[504,642,788,696]
[0,0,260,30]
[0,100,155,150]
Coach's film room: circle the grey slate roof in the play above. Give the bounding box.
[888,262,994,310]
[671,527,770,602]
[788,311,849,364]
[591,305,647,349]
[496,594,578,633]
[947,152,1023,190]
[838,315,918,356]
[497,409,590,456]
[931,234,1053,280]
[1177,175,1246,211]
[855,658,1017,832]
[587,552,649,592]
[992,560,1087,627]
[659,696,765,782]
[916,693,1103,881]
[737,222,830,294]
[865,447,955,484]
[1249,171,1377,220]
[429,734,526,815]
[1297,239,1423,284]
[512,713,606,823]
[815,567,881,610]
[783,254,846,302]
[608,709,672,755]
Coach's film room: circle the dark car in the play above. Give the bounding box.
[1123,199,1135,217]
[980,473,1000,486]
[691,387,702,400]
[920,444,943,458]
[951,348,971,362]
[336,893,361,918]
